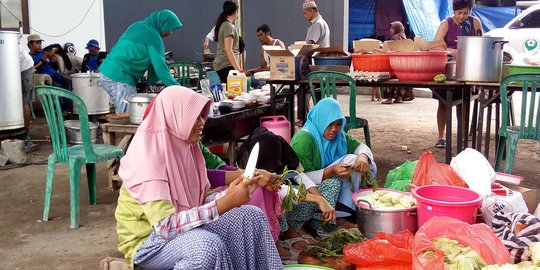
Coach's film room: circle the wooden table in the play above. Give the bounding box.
[100,104,281,190]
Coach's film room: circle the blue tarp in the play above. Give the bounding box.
[349,0,520,45]
[349,0,376,47]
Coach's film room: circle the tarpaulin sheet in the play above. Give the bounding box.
[349,0,376,48]
[472,6,520,32]
[402,0,452,40]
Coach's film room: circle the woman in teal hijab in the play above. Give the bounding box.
[291,98,377,214]
[99,10,181,113]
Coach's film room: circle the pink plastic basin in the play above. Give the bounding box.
[388,51,448,81]
[412,185,482,227]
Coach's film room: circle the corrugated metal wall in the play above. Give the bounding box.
[103,0,344,69]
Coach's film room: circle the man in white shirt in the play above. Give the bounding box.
[303,0,330,48]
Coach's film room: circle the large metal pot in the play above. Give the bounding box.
[0,31,24,131]
[456,36,508,82]
[71,72,110,115]
[127,93,156,124]
[355,190,418,239]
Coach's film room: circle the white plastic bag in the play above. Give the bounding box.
[482,187,528,227]
[450,148,495,196]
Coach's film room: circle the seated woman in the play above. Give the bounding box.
[291,98,377,218]
[115,86,283,269]
[236,127,337,258]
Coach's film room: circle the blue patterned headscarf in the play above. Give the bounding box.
[302,98,348,167]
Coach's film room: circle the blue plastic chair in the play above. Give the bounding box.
[36,85,124,228]
[307,71,371,147]
[495,73,540,174]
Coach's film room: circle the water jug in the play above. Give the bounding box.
[260,115,291,143]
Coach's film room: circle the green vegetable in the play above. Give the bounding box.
[304,228,366,263]
[434,73,447,83]
[429,237,486,270]
[357,190,417,210]
[278,168,308,212]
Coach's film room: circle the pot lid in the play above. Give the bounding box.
[128,93,157,103]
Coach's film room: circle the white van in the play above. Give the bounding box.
[484,4,540,62]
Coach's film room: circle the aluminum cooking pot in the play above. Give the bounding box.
[126,93,156,124]
[456,36,508,82]
[356,197,418,239]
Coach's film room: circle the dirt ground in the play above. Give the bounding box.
[1,91,539,269]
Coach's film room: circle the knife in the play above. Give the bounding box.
[243,142,259,179]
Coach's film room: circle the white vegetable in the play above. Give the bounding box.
[356,190,417,210]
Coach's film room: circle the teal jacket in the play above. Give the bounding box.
[99,10,181,87]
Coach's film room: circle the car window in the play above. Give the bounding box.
[519,10,540,29]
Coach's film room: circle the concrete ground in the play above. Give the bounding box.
[0,91,538,269]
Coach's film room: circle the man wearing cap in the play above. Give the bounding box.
[81,39,108,73]
[302,0,330,48]
[27,34,72,92]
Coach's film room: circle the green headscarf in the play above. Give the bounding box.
[121,9,182,51]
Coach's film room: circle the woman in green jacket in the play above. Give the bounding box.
[99,9,181,113]
[291,98,377,216]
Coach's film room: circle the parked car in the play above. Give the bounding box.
[484,4,540,62]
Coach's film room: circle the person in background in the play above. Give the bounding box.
[99,9,181,113]
[291,98,377,222]
[28,35,72,91]
[63,42,83,73]
[245,24,285,77]
[213,1,243,83]
[417,0,482,148]
[381,21,413,104]
[302,0,330,48]
[19,36,35,147]
[116,86,282,269]
[203,26,216,50]
[81,39,108,72]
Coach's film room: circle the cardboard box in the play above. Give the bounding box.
[500,183,538,214]
[264,44,318,81]
[353,39,382,53]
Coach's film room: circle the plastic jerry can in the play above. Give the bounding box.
[227,70,247,96]
[260,115,291,143]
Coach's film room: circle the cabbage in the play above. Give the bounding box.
[356,190,417,210]
[431,237,486,270]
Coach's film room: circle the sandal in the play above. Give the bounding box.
[301,234,317,245]
[280,236,309,252]
[435,139,446,148]
[381,99,393,104]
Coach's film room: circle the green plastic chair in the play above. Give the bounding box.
[495,73,540,174]
[36,85,124,228]
[168,61,204,89]
[307,71,371,148]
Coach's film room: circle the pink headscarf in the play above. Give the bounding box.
[119,86,211,212]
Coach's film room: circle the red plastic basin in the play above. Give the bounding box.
[388,51,448,81]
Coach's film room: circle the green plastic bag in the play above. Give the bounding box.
[384,160,418,192]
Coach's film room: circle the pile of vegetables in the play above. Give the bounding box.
[356,190,417,210]
[482,242,540,269]
[304,228,366,263]
[421,237,486,270]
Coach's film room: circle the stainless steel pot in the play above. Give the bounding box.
[0,31,24,131]
[64,120,97,144]
[71,72,110,115]
[127,93,156,124]
[456,36,508,82]
[356,199,418,239]
[444,61,457,80]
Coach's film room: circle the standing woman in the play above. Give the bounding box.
[213,1,243,83]
[99,10,181,113]
[116,86,283,269]
[427,0,482,148]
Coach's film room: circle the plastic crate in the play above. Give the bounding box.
[312,56,352,67]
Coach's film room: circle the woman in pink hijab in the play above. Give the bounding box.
[115,86,283,269]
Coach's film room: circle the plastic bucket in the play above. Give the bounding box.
[411,185,482,227]
[260,115,291,143]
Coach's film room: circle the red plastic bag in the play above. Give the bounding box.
[344,231,414,269]
[411,151,467,187]
[412,216,510,270]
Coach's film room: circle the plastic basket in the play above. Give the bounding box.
[507,64,540,75]
[388,51,447,81]
[351,53,392,72]
[313,56,352,67]
[411,185,482,227]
